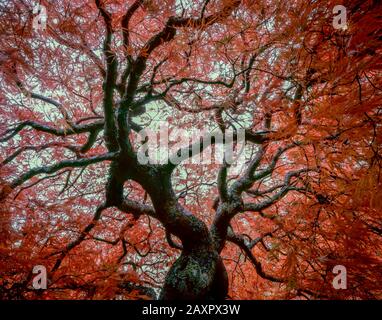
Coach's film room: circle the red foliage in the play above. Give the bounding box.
[0,0,381,299]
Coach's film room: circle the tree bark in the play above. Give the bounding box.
[160,243,228,300]
[128,164,229,300]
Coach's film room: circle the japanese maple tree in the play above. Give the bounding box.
[0,0,381,300]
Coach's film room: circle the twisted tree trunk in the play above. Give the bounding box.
[126,161,229,300]
[160,241,228,300]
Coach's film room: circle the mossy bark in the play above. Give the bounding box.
[160,245,228,300]
[115,162,230,300]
